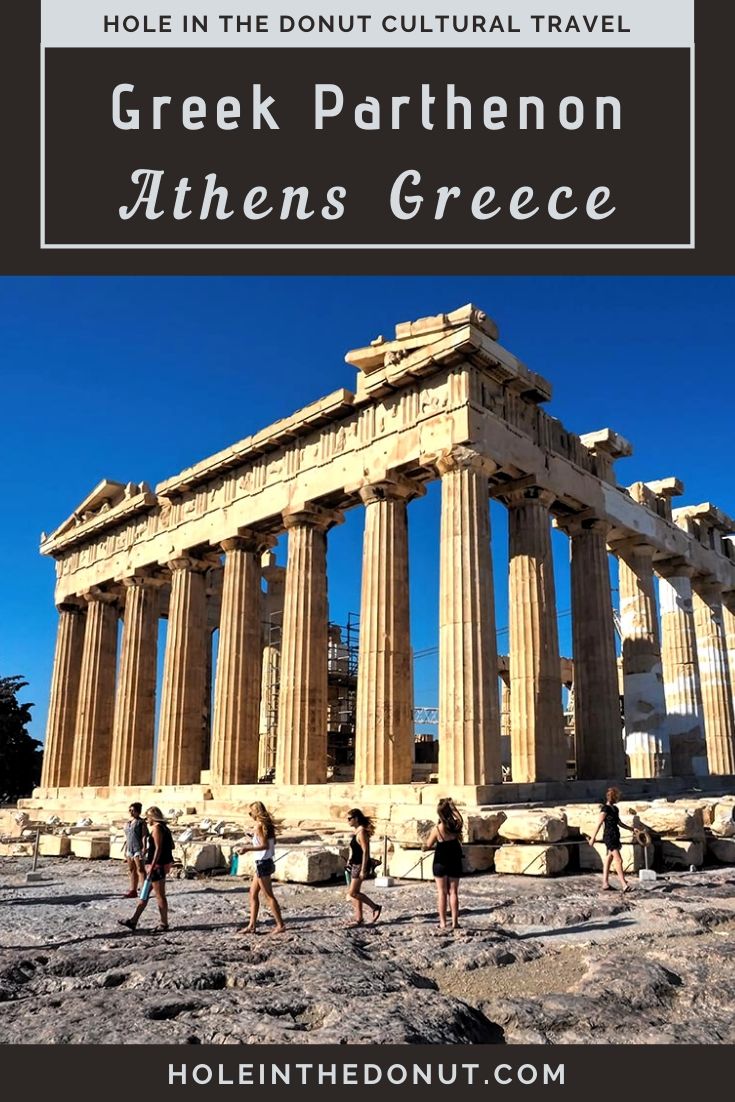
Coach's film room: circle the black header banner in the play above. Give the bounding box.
[42,47,690,251]
[1,1,733,272]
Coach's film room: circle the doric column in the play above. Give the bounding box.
[691,578,735,775]
[615,540,671,777]
[504,485,566,782]
[437,447,501,788]
[560,517,624,780]
[70,590,119,788]
[210,532,274,785]
[109,576,161,787]
[258,642,280,777]
[276,504,342,785]
[41,601,86,788]
[723,592,735,709]
[155,557,208,786]
[354,476,423,786]
[657,561,707,776]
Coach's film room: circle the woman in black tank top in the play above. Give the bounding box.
[345,809,382,927]
[118,807,174,933]
[423,798,464,930]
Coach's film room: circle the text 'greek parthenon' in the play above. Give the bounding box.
[39,305,735,804]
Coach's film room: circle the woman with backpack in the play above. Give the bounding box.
[118,806,174,933]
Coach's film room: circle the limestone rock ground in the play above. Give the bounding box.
[2,858,735,1044]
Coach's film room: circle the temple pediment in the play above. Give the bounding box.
[45,479,149,542]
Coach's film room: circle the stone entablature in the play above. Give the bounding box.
[39,304,735,797]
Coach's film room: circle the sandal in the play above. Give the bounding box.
[123,890,137,898]
[118,918,137,932]
[152,925,170,933]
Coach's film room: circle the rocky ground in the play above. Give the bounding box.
[2,856,735,1044]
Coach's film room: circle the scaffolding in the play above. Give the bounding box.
[258,611,360,779]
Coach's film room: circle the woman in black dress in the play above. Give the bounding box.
[589,786,635,892]
[345,809,382,928]
[118,806,175,932]
[424,798,464,930]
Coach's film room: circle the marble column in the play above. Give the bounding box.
[354,476,422,787]
[691,579,735,775]
[210,533,273,785]
[723,592,735,708]
[658,562,707,776]
[276,505,342,785]
[505,486,566,782]
[615,540,671,777]
[109,576,160,787]
[70,590,119,788]
[155,557,208,786]
[564,517,624,779]
[41,602,86,788]
[437,448,501,789]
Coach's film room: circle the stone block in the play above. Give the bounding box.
[173,842,225,872]
[706,836,735,864]
[389,818,433,848]
[499,810,568,843]
[229,845,343,883]
[637,805,705,841]
[466,810,506,843]
[387,846,435,880]
[0,842,34,857]
[108,832,128,860]
[70,834,110,859]
[38,834,71,857]
[276,848,343,884]
[494,844,568,877]
[661,839,705,868]
[710,802,735,838]
[462,845,496,873]
[579,841,653,873]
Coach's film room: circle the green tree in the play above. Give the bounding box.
[0,677,42,803]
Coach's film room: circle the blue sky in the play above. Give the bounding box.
[1,276,733,740]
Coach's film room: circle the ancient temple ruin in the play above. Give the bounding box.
[37,305,735,815]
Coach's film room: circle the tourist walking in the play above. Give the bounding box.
[236,801,286,935]
[345,808,382,927]
[122,801,149,897]
[588,786,635,893]
[424,797,464,930]
[118,806,174,932]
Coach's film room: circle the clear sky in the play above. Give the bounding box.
[1,276,733,742]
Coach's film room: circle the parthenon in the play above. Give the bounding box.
[37,305,735,814]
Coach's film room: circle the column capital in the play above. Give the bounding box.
[56,597,85,614]
[554,511,610,538]
[609,535,656,559]
[499,483,556,510]
[220,530,277,555]
[357,474,426,507]
[167,555,210,574]
[282,503,344,532]
[121,570,168,590]
[656,557,696,580]
[692,575,724,599]
[426,445,498,479]
[81,586,119,605]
